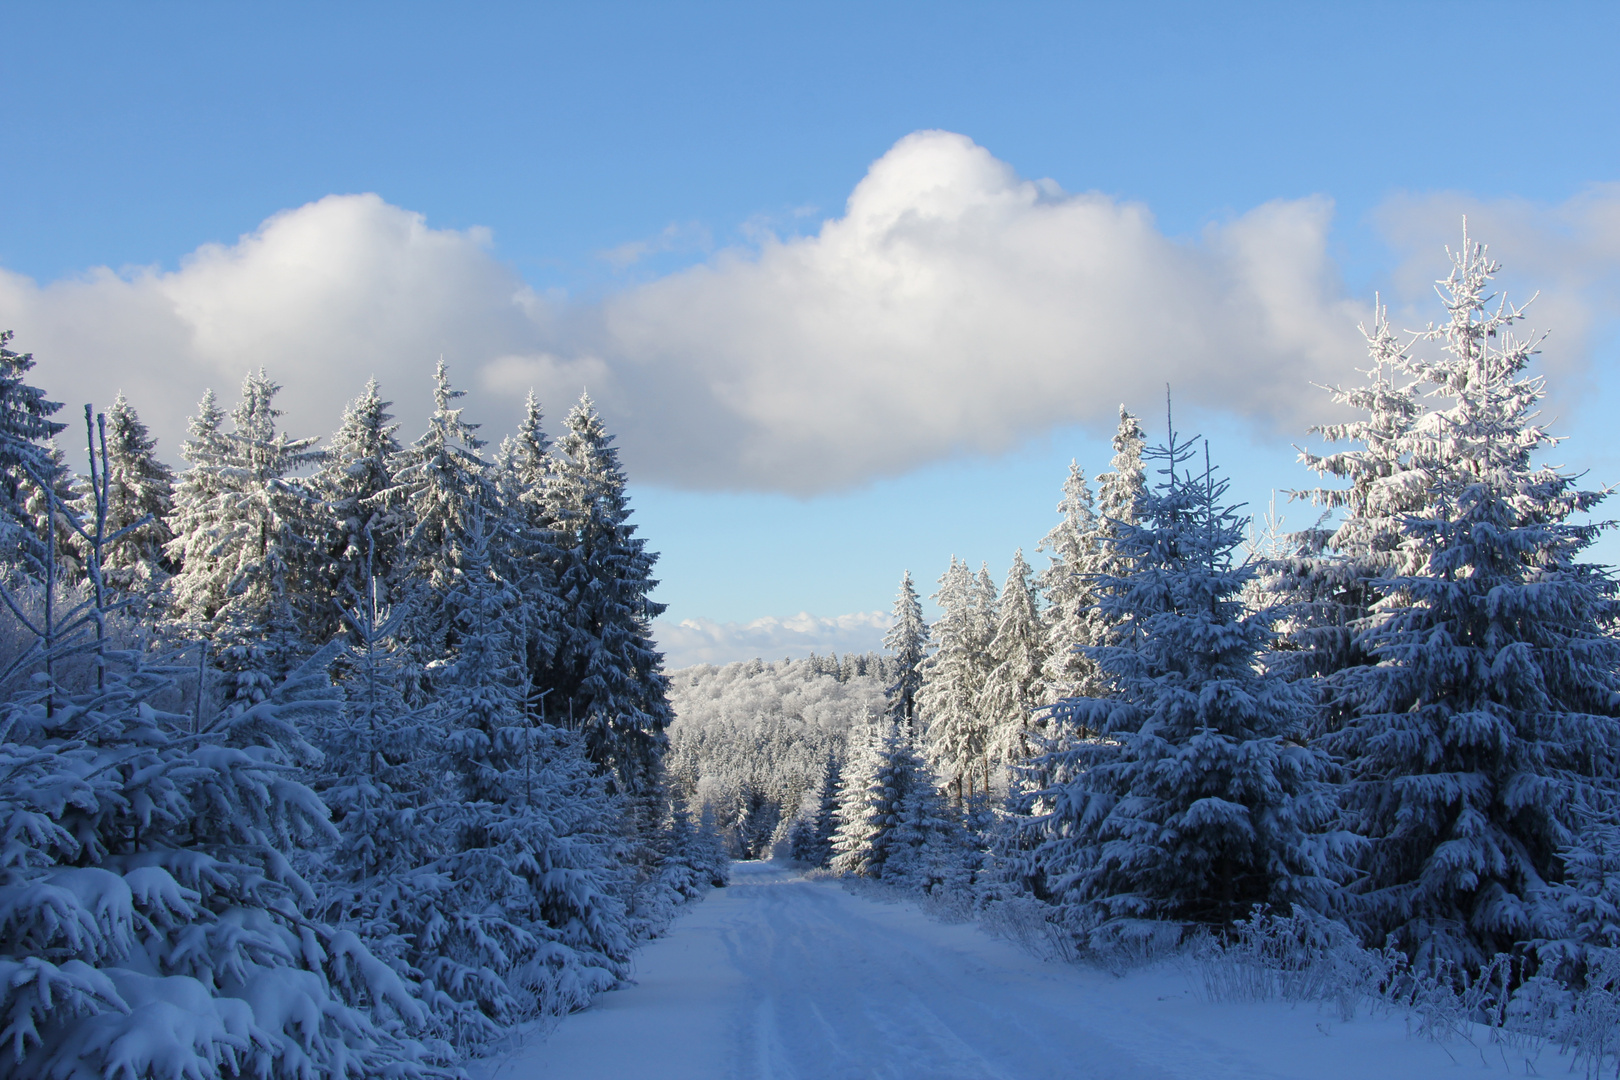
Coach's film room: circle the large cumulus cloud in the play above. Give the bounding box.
[6,131,1612,493]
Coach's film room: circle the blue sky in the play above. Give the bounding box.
[5,2,1620,664]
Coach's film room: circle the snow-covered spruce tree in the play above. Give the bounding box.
[306,550,483,1055]
[919,558,998,802]
[883,571,929,732]
[654,791,728,902]
[1037,463,1106,703]
[0,417,436,1079]
[1096,407,1147,580]
[72,394,174,610]
[543,393,670,794]
[1023,405,1347,936]
[433,520,633,1027]
[493,391,562,716]
[163,371,323,710]
[309,378,407,646]
[832,717,932,879]
[883,768,975,897]
[1326,232,1620,965]
[0,330,67,579]
[385,360,504,688]
[730,783,781,860]
[788,751,842,867]
[1267,301,1428,711]
[980,549,1047,782]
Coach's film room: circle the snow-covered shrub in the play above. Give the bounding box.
[1190,908,1402,1021]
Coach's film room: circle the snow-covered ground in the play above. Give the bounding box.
[477,862,1549,1080]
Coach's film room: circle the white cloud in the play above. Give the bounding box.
[0,193,548,466]
[1374,186,1620,417]
[653,611,891,669]
[7,132,1619,494]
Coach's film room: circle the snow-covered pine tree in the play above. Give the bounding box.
[788,750,842,867]
[385,359,504,687]
[1095,407,1146,578]
[309,378,406,646]
[435,520,633,1021]
[883,571,929,732]
[1327,231,1620,965]
[654,792,728,903]
[163,371,323,710]
[73,394,174,609]
[883,766,975,897]
[1037,463,1106,702]
[493,391,562,716]
[1025,402,1346,936]
[544,393,670,794]
[831,716,933,879]
[980,549,1046,781]
[0,331,67,579]
[919,558,997,802]
[0,410,435,1079]
[1268,300,1428,711]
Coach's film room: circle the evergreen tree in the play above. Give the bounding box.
[310,379,406,645]
[1025,405,1346,935]
[1037,463,1106,702]
[0,330,67,578]
[883,571,929,732]
[832,718,931,879]
[919,558,997,802]
[1267,301,1428,715]
[980,548,1046,778]
[0,427,433,1079]
[884,777,975,897]
[434,523,633,1025]
[493,391,562,716]
[163,372,323,710]
[788,751,842,867]
[74,394,175,607]
[544,393,670,794]
[1326,232,1620,964]
[1095,406,1146,579]
[386,360,503,683]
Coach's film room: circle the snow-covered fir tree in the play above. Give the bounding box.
[979,548,1047,782]
[0,430,436,1079]
[433,522,633,1025]
[1325,231,1620,964]
[1267,300,1428,713]
[883,571,929,731]
[1037,463,1106,702]
[1095,407,1146,577]
[1023,404,1347,936]
[919,557,998,802]
[882,768,976,896]
[74,393,174,608]
[493,391,562,714]
[0,330,66,578]
[544,393,671,793]
[788,751,843,867]
[832,717,933,879]
[309,378,406,645]
[385,359,504,686]
[163,371,324,711]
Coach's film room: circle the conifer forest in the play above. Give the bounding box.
[8,231,1620,1076]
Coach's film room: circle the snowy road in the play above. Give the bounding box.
[481,862,1534,1080]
